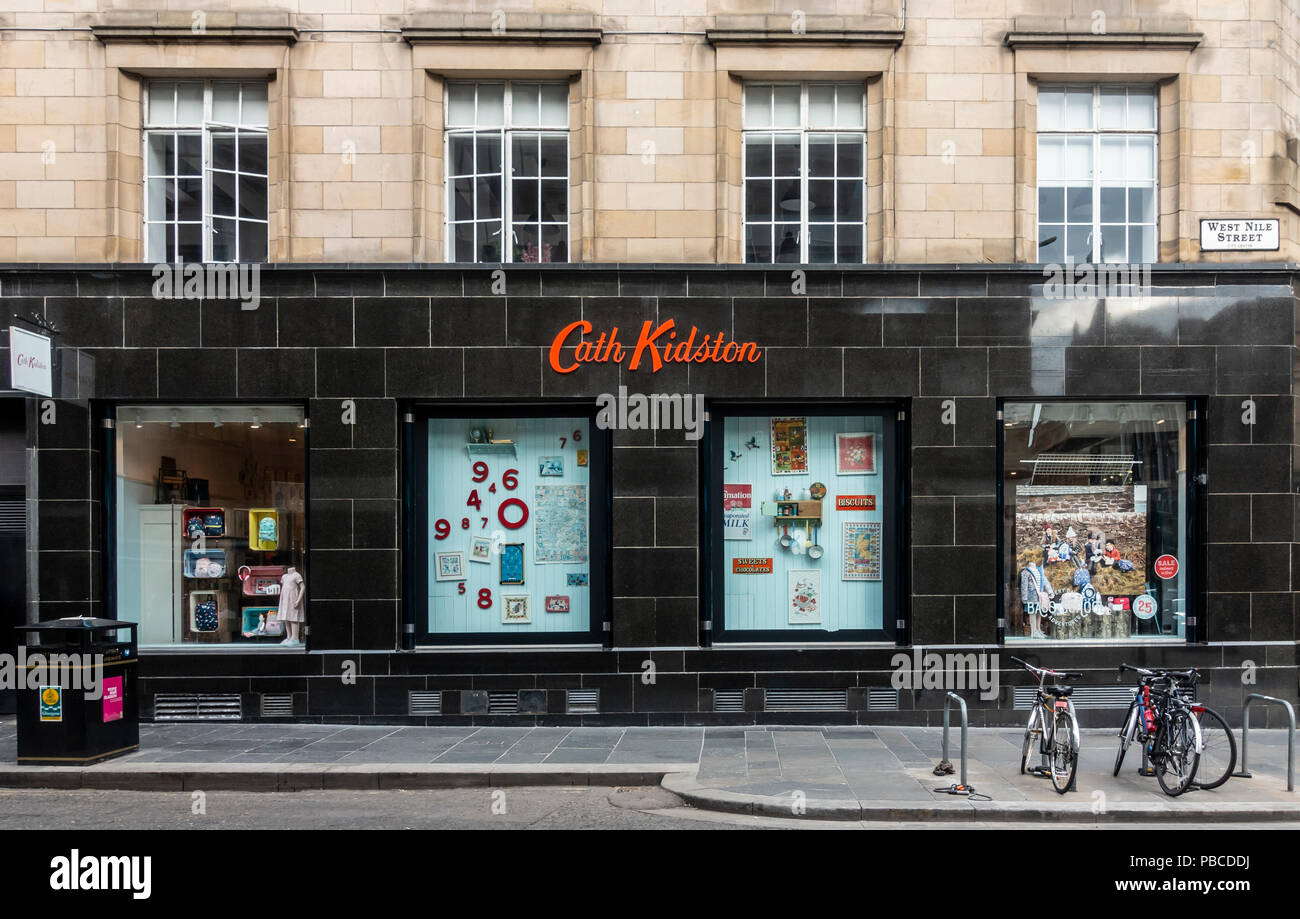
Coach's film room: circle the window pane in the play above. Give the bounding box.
[745,179,772,221]
[177,134,203,177]
[212,134,236,172]
[745,135,772,176]
[1128,89,1156,131]
[477,176,502,220]
[809,84,835,127]
[836,223,863,263]
[146,177,170,222]
[772,85,800,127]
[541,224,566,263]
[808,224,835,263]
[539,84,568,125]
[176,177,203,221]
[447,84,476,126]
[177,221,203,262]
[512,83,540,127]
[511,178,538,221]
[744,84,771,128]
[148,83,175,125]
[238,174,266,220]
[1100,186,1126,222]
[238,221,267,262]
[176,82,203,124]
[1037,88,1063,131]
[836,84,865,128]
[1037,136,1064,180]
[211,171,236,216]
[510,134,538,176]
[241,83,268,126]
[513,224,539,262]
[1064,136,1092,179]
[774,224,800,261]
[1099,135,1125,179]
[774,178,800,216]
[147,133,174,176]
[1129,186,1155,223]
[477,83,504,125]
[1066,225,1092,263]
[1099,86,1126,130]
[837,179,863,221]
[453,222,475,261]
[476,221,502,261]
[212,217,236,261]
[240,135,267,175]
[540,179,566,222]
[744,224,772,263]
[539,136,566,177]
[1101,224,1127,263]
[807,134,834,177]
[1038,225,1064,263]
[772,135,799,175]
[808,180,834,221]
[837,135,864,177]
[1038,186,1064,223]
[1064,87,1092,129]
[213,82,240,123]
[1129,224,1154,262]
[1127,135,1155,181]
[477,134,502,174]
[1066,186,1091,222]
[449,135,474,175]
[146,222,168,262]
[451,179,473,222]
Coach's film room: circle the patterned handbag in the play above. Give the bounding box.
[193,601,219,633]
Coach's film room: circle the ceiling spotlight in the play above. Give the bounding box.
[212,413,223,429]
[250,413,261,430]
[169,412,181,429]
[134,411,143,430]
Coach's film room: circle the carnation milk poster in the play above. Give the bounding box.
[723,484,753,540]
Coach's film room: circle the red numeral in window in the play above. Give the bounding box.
[472,461,489,483]
[457,582,466,595]
[560,437,566,448]
[480,517,488,529]
[573,429,582,442]
[466,489,482,511]
[477,588,492,609]
[460,517,470,529]
[434,519,450,540]
[502,468,518,490]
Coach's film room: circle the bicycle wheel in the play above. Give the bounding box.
[1114,701,1139,777]
[1155,709,1200,797]
[1020,705,1042,775]
[1049,708,1078,794]
[1192,707,1237,790]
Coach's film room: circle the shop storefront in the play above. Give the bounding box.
[5,263,1297,725]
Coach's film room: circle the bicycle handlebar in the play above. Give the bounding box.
[1009,656,1082,680]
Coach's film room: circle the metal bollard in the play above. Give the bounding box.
[941,691,969,789]
[1232,693,1295,792]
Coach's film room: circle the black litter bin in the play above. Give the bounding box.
[14,618,139,765]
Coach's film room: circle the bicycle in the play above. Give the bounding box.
[1011,656,1083,794]
[1114,663,1207,796]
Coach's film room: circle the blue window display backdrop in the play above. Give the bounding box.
[721,414,885,632]
[426,416,591,634]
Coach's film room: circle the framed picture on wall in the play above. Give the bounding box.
[842,521,882,581]
[469,537,492,564]
[501,594,531,624]
[788,569,822,624]
[544,595,570,613]
[771,417,809,475]
[538,456,564,476]
[500,543,525,585]
[835,432,876,475]
[434,551,466,581]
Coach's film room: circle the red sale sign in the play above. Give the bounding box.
[1154,555,1179,579]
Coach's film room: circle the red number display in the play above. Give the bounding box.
[477,588,492,609]
[466,490,482,511]
[434,518,450,540]
[502,468,519,490]
[560,437,567,448]
[480,517,488,529]
[472,461,489,483]
[498,498,529,530]
[573,429,582,442]
[457,582,466,595]
[488,483,496,494]
[460,517,470,529]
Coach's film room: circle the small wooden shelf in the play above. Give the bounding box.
[466,442,518,458]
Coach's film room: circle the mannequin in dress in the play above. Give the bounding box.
[278,566,306,645]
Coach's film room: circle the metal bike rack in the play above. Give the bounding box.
[1232,693,1295,792]
[935,691,969,790]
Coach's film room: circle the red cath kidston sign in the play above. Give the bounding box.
[1154,555,1179,579]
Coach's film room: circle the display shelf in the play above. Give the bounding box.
[182,506,226,539]
[248,508,280,551]
[465,442,518,458]
[182,548,228,578]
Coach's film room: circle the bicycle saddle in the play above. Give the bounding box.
[1045,685,1073,697]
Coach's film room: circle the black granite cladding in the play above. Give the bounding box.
[3,264,1296,725]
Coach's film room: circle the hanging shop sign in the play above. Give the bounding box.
[549,319,762,373]
[1199,218,1279,251]
[8,325,53,397]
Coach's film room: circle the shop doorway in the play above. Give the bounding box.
[0,399,26,713]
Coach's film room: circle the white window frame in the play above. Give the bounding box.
[444,80,571,264]
[741,81,867,265]
[142,80,269,264]
[1036,83,1159,265]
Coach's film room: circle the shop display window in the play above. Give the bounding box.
[1002,401,1193,642]
[708,406,897,641]
[414,411,608,644]
[112,405,306,647]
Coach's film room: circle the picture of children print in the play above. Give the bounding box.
[771,417,809,475]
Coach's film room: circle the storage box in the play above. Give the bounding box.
[182,549,228,579]
[248,508,279,551]
[238,565,285,597]
[241,606,283,638]
[182,507,225,540]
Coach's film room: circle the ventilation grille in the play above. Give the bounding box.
[259,693,293,718]
[764,689,848,712]
[868,687,900,711]
[1014,686,1135,710]
[713,689,744,712]
[0,499,24,535]
[488,691,519,714]
[566,689,599,714]
[408,690,442,716]
[153,692,242,721]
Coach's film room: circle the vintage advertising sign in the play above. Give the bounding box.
[1199,218,1279,251]
[8,325,53,397]
[835,494,876,511]
[732,557,773,574]
[723,484,753,540]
